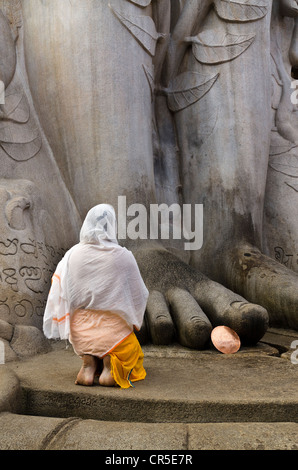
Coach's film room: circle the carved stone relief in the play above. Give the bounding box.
[263,1,298,273]
[0,0,297,356]
[0,1,81,359]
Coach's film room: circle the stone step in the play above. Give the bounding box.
[7,341,298,424]
[1,412,298,450]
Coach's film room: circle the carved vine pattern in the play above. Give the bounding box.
[110,0,268,115]
[0,1,42,162]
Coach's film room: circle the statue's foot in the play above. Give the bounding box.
[134,244,269,349]
[216,243,298,331]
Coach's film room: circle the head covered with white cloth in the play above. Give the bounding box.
[43,204,149,340]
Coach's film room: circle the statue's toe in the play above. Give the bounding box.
[166,287,212,349]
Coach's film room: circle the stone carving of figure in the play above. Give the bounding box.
[0,2,81,360]
[159,0,298,332]
[3,0,298,353]
[263,1,298,277]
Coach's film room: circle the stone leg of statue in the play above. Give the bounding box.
[263,3,298,276]
[20,0,281,348]
[175,0,298,331]
[0,4,81,359]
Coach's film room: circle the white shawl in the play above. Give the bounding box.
[43,204,149,340]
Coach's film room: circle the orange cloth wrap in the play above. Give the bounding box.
[107,332,146,389]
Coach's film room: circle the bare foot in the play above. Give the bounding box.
[99,355,116,387]
[75,354,97,386]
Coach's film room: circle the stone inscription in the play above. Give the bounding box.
[274,246,298,270]
[0,237,66,319]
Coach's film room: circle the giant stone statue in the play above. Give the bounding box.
[0,0,297,359]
